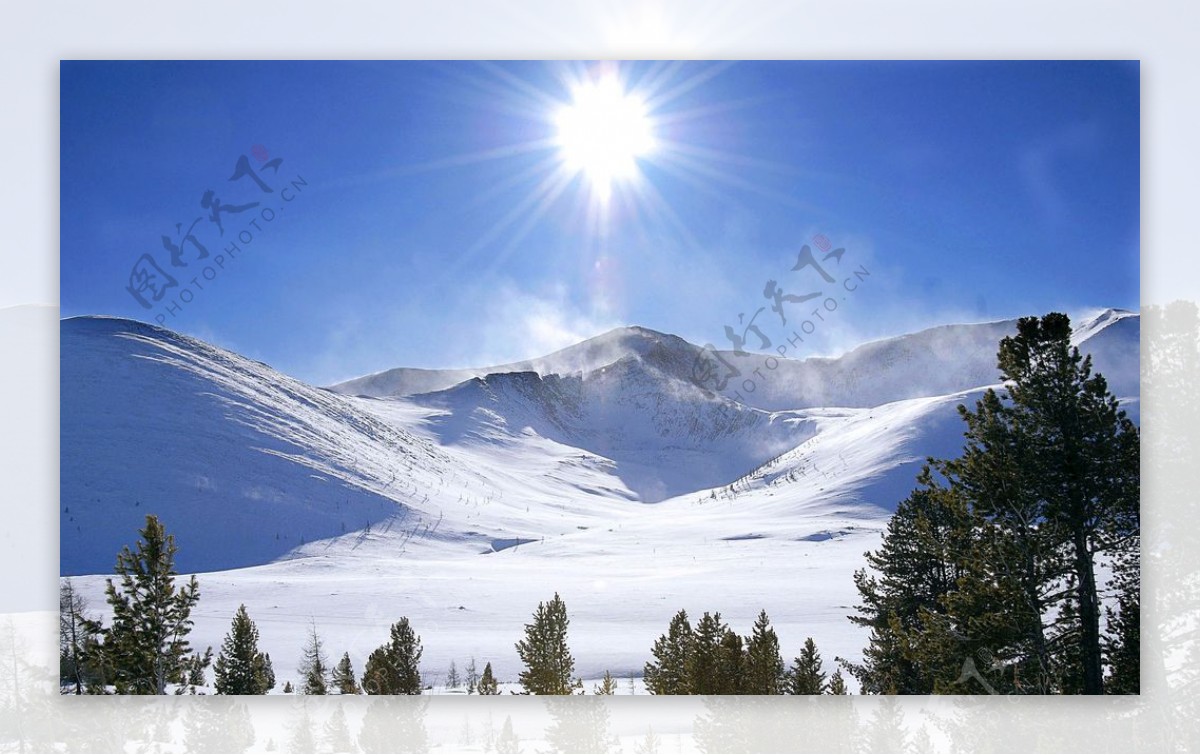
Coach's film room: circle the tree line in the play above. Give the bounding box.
[60,313,1138,696]
[59,516,843,695]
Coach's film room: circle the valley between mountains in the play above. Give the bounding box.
[60,309,1139,688]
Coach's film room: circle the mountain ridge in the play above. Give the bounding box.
[59,308,1138,577]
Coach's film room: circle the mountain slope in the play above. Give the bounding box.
[61,317,450,574]
[61,309,1140,680]
[411,357,816,501]
[62,309,1139,578]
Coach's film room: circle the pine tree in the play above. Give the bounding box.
[184,647,211,691]
[361,618,423,695]
[298,622,329,695]
[993,313,1140,694]
[1105,543,1140,693]
[635,725,661,754]
[845,471,973,694]
[644,609,693,694]
[287,701,318,753]
[322,704,355,753]
[259,652,276,692]
[787,638,826,694]
[594,670,617,695]
[465,656,480,693]
[332,652,361,694]
[515,593,578,694]
[716,628,745,694]
[686,612,727,695]
[934,385,1068,693]
[99,514,201,694]
[476,661,499,695]
[847,313,1140,696]
[495,715,520,754]
[59,579,103,694]
[743,610,784,694]
[827,668,849,695]
[213,604,271,694]
[446,659,461,689]
[282,680,293,694]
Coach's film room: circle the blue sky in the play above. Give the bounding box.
[61,60,1139,385]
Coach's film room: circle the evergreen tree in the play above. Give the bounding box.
[787,637,826,694]
[715,628,745,694]
[931,385,1068,693]
[259,652,276,692]
[213,605,271,695]
[332,652,361,695]
[465,656,480,693]
[743,610,784,694]
[446,659,461,689]
[298,622,329,695]
[495,715,520,754]
[282,680,293,694]
[993,314,1139,694]
[59,579,103,694]
[847,313,1140,696]
[183,647,211,692]
[845,470,973,694]
[99,514,201,694]
[686,612,727,694]
[476,661,500,695]
[1105,543,1140,694]
[594,670,617,695]
[322,704,356,753]
[827,668,849,695]
[515,593,578,694]
[644,609,693,694]
[287,701,318,753]
[635,725,661,754]
[361,618,423,695]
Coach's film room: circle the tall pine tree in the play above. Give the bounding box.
[476,661,499,695]
[644,609,693,694]
[686,612,728,695]
[994,313,1139,693]
[845,473,970,694]
[361,617,423,695]
[213,604,272,695]
[716,628,746,694]
[743,610,784,694]
[787,637,826,694]
[332,652,361,694]
[515,593,578,694]
[848,313,1140,695]
[59,579,103,694]
[298,622,329,695]
[99,514,200,694]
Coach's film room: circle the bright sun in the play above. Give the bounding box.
[554,76,655,202]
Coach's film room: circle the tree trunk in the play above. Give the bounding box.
[1074,531,1104,694]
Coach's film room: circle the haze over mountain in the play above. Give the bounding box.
[59,308,1139,682]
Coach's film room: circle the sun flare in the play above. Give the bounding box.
[554,76,655,202]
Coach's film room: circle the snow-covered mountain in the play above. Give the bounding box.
[60,308,1138,683]
[332,310,1139,410]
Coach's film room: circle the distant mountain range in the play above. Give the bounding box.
[60,309,1138,576]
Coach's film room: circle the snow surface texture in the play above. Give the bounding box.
[61,309,1139,688]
